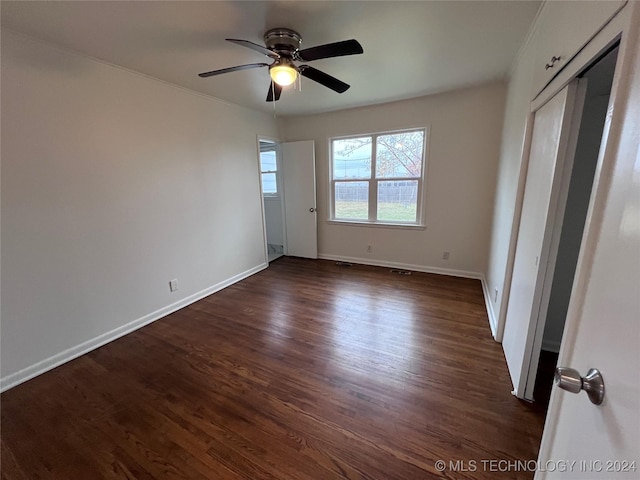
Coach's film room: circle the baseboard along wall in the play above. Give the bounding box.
[0,263,268,392]
[2,256,500,391]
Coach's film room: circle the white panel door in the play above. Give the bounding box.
[536,10,640,475]
[281,140,317,259]
[502,83,580,399]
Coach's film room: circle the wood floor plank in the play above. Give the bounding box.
[1,258,546,479]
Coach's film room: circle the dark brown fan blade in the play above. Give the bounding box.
[299,66,350,93]
[297,39,363,62]
[226,39,280,59]
[198,63,269,78]
[266,81,283,102]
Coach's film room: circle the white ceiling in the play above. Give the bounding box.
[1,1,541,117]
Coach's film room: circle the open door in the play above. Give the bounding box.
[502,81,586,400]
[536,9,640,474]
[281,140,318,259]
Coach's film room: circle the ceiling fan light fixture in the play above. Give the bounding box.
[270,63,298,86]
[199,29,363,102]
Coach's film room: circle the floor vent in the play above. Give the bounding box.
[336,262,353,267]
[390,269,412,275]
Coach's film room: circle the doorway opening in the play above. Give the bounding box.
[531,45,619,412]
[259,139,286,263]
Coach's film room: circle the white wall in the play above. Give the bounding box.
[485,31,539,337]
[1,31,278,388]
[279,82,506,277]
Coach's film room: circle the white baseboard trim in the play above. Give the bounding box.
[0,262,268,393]
[541,338,561,353]
[480,275,498,340]
[318,253,483,279]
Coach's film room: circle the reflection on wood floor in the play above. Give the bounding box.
[1,257,546,479]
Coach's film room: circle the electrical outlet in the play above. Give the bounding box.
[442,251,450,260]
[367,245,372,253]
[169,279,178,292]
[494,287,498,302]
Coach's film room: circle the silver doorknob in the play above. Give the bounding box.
[554,367,605,405]
[309,207,316,213]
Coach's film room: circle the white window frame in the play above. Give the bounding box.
[259,142,279,197]
[329,127,428,228]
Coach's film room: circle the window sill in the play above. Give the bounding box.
[326,220,426,230]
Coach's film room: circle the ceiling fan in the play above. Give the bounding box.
[198,28,363,102]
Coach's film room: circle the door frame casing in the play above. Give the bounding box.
[256,135,286,265]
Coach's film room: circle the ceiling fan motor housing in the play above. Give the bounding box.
[264,28,302,57]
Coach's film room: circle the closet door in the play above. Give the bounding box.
[502,81,583,399]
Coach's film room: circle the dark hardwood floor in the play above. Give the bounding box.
[1,258,546,479]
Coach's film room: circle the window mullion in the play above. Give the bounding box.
[369,135,377,221]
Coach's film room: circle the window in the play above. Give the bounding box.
[330,129,427,225]
[260,142,278,195]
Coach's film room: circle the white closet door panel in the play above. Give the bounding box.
[502,83,578,398]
